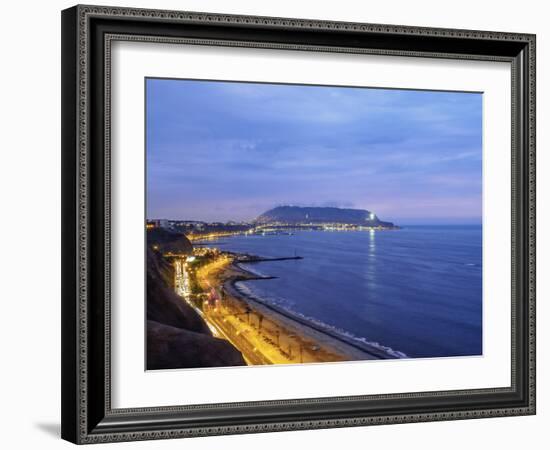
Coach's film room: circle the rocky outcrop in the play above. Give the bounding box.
[147,227,193,254]
[147,320,247,369]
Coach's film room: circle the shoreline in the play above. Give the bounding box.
[217,258,399,361]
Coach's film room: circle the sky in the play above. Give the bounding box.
[146,78,482,225]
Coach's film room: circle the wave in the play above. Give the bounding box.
[236,263,269,278]
[234,280,407,359]
[234,280,295,308]
[282,308,409,359]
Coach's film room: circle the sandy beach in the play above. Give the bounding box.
[196,253,393,364]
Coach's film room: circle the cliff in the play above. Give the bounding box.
[147,227,193,254]
[255,206,395,227]
[146,228,246,369]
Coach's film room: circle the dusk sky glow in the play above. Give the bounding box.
[146,78,482,225]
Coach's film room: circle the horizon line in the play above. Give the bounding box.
[146,217,482,225]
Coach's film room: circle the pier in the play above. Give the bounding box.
[238,255,304,263]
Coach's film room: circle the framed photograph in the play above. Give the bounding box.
[61,5,536,444]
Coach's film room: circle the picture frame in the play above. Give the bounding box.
[61,4,536,444]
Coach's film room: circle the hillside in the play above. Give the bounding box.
[146,227,193,254]
[255,206,395,227]
[146,228,246,369]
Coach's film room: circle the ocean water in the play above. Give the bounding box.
[208,226,482,359]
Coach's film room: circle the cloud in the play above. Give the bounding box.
[146,79,482,222]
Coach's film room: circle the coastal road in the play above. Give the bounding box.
[204,312,272,365]
[189,253,381,366]
[195,259,277,365]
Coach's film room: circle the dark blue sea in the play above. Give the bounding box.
[209,226,482,359]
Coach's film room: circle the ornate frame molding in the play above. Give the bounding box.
[61,5,536,444]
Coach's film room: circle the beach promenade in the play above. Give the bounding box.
[175,253,389,365]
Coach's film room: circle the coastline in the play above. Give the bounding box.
[166,225,482,363]
[214,258,398,362]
